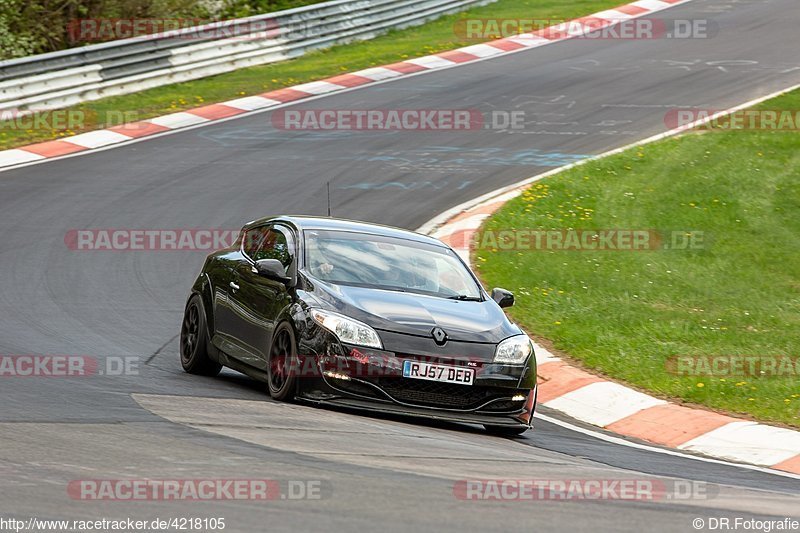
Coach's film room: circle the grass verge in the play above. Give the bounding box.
[476,89,800,428]
[0,0,621,150]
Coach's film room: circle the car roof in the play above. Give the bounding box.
[243,215,447,247]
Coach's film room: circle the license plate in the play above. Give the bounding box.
[402,360,474,385]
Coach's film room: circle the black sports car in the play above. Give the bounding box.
[180,216,537,434]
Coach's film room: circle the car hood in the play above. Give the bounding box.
[305,279,520,343]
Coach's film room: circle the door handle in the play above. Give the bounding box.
[229,281,240,291]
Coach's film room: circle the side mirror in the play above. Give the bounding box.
[491,288,515,308]
[253,259,291,284]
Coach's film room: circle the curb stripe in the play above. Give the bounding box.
[605,404,737,448]
[0,149,45,166]
[148,112,209,129]
[57,130,132,148]
[291,81,348,95]
[404,55,456,69]
[486,39,528,51]
[615,4,649,15]
[678,422,800,466]
[544,381,667,427]
[458,44,505,58]
[325,73,377,87]
[108,121,171,138]
[436,50,479,63]
[223,95,282,110]
[22,140,88,157]
[261,88,312,102]
[382,62,429,74]
[772,455,800,475]
[592,9,636,20]
[536,361,604,403]
[350,67,403,81]
[506,34,551,48]
[189,103,246,120]
[631,0,671,9]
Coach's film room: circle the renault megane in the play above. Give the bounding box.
[180,216,537,434]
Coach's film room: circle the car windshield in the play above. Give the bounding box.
[304,229,482,299]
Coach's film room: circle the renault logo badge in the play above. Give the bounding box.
[431,327,448,346]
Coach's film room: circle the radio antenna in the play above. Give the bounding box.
[326,181,332,217]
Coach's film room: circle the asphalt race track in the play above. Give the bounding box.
[1,0,799,530]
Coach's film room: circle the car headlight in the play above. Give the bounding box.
[310,309,383,349]
[494,335,533,364]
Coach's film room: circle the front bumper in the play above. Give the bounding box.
[298,394,536,427]
[294,336,537,427]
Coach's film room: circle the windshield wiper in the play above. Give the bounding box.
[447,294,482,301]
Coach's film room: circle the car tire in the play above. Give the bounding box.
[267,322,298,401]
[180,294,222,376]
[483,425,530,437]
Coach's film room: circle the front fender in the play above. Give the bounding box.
[190,271,216,339]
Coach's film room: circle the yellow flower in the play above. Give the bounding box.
[696,383,704,388]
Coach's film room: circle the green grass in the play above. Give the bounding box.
[0,0,621,149]
[477,89,800,427]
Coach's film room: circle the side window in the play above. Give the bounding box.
[242,226,269,258]
[253,227,294,267]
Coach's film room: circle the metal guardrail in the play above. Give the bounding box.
[0,0,494,114]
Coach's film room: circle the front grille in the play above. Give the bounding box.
[376,377,519,410]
